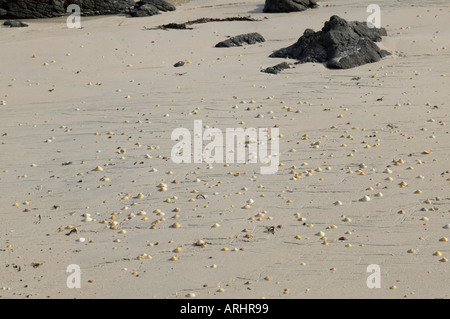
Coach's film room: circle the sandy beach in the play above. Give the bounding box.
[0,0,449,299]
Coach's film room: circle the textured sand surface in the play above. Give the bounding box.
[0,0,449,299]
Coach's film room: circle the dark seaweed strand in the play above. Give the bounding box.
[146,16,261,30]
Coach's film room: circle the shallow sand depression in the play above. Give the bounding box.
[0,0,449,299]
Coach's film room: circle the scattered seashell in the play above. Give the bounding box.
[196,240,206,246]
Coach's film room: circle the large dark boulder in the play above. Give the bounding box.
[263,0,318,13]
[269,15,391,69]
[130,0,175,17]
[215,33,266,47]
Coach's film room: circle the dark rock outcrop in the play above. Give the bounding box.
[263,0,318,13]
[0,0,142,19]
[215,33,265,48]
[3,19,28,27]
[262,62,293,74]
[0,0,66,19]
[130,0,175,17]
[269,15,390,69]
[67,0,135,16]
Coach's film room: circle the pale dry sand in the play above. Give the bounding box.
[0,0,449,299]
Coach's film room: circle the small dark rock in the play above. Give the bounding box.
[130,3,160,17]
[141,0,175,12]
[215,32,265,47]
[3,20,28,27]
[262,62,293,74]
[130,0,175,17]
[263,0,318,13]
[174,61,185,67]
